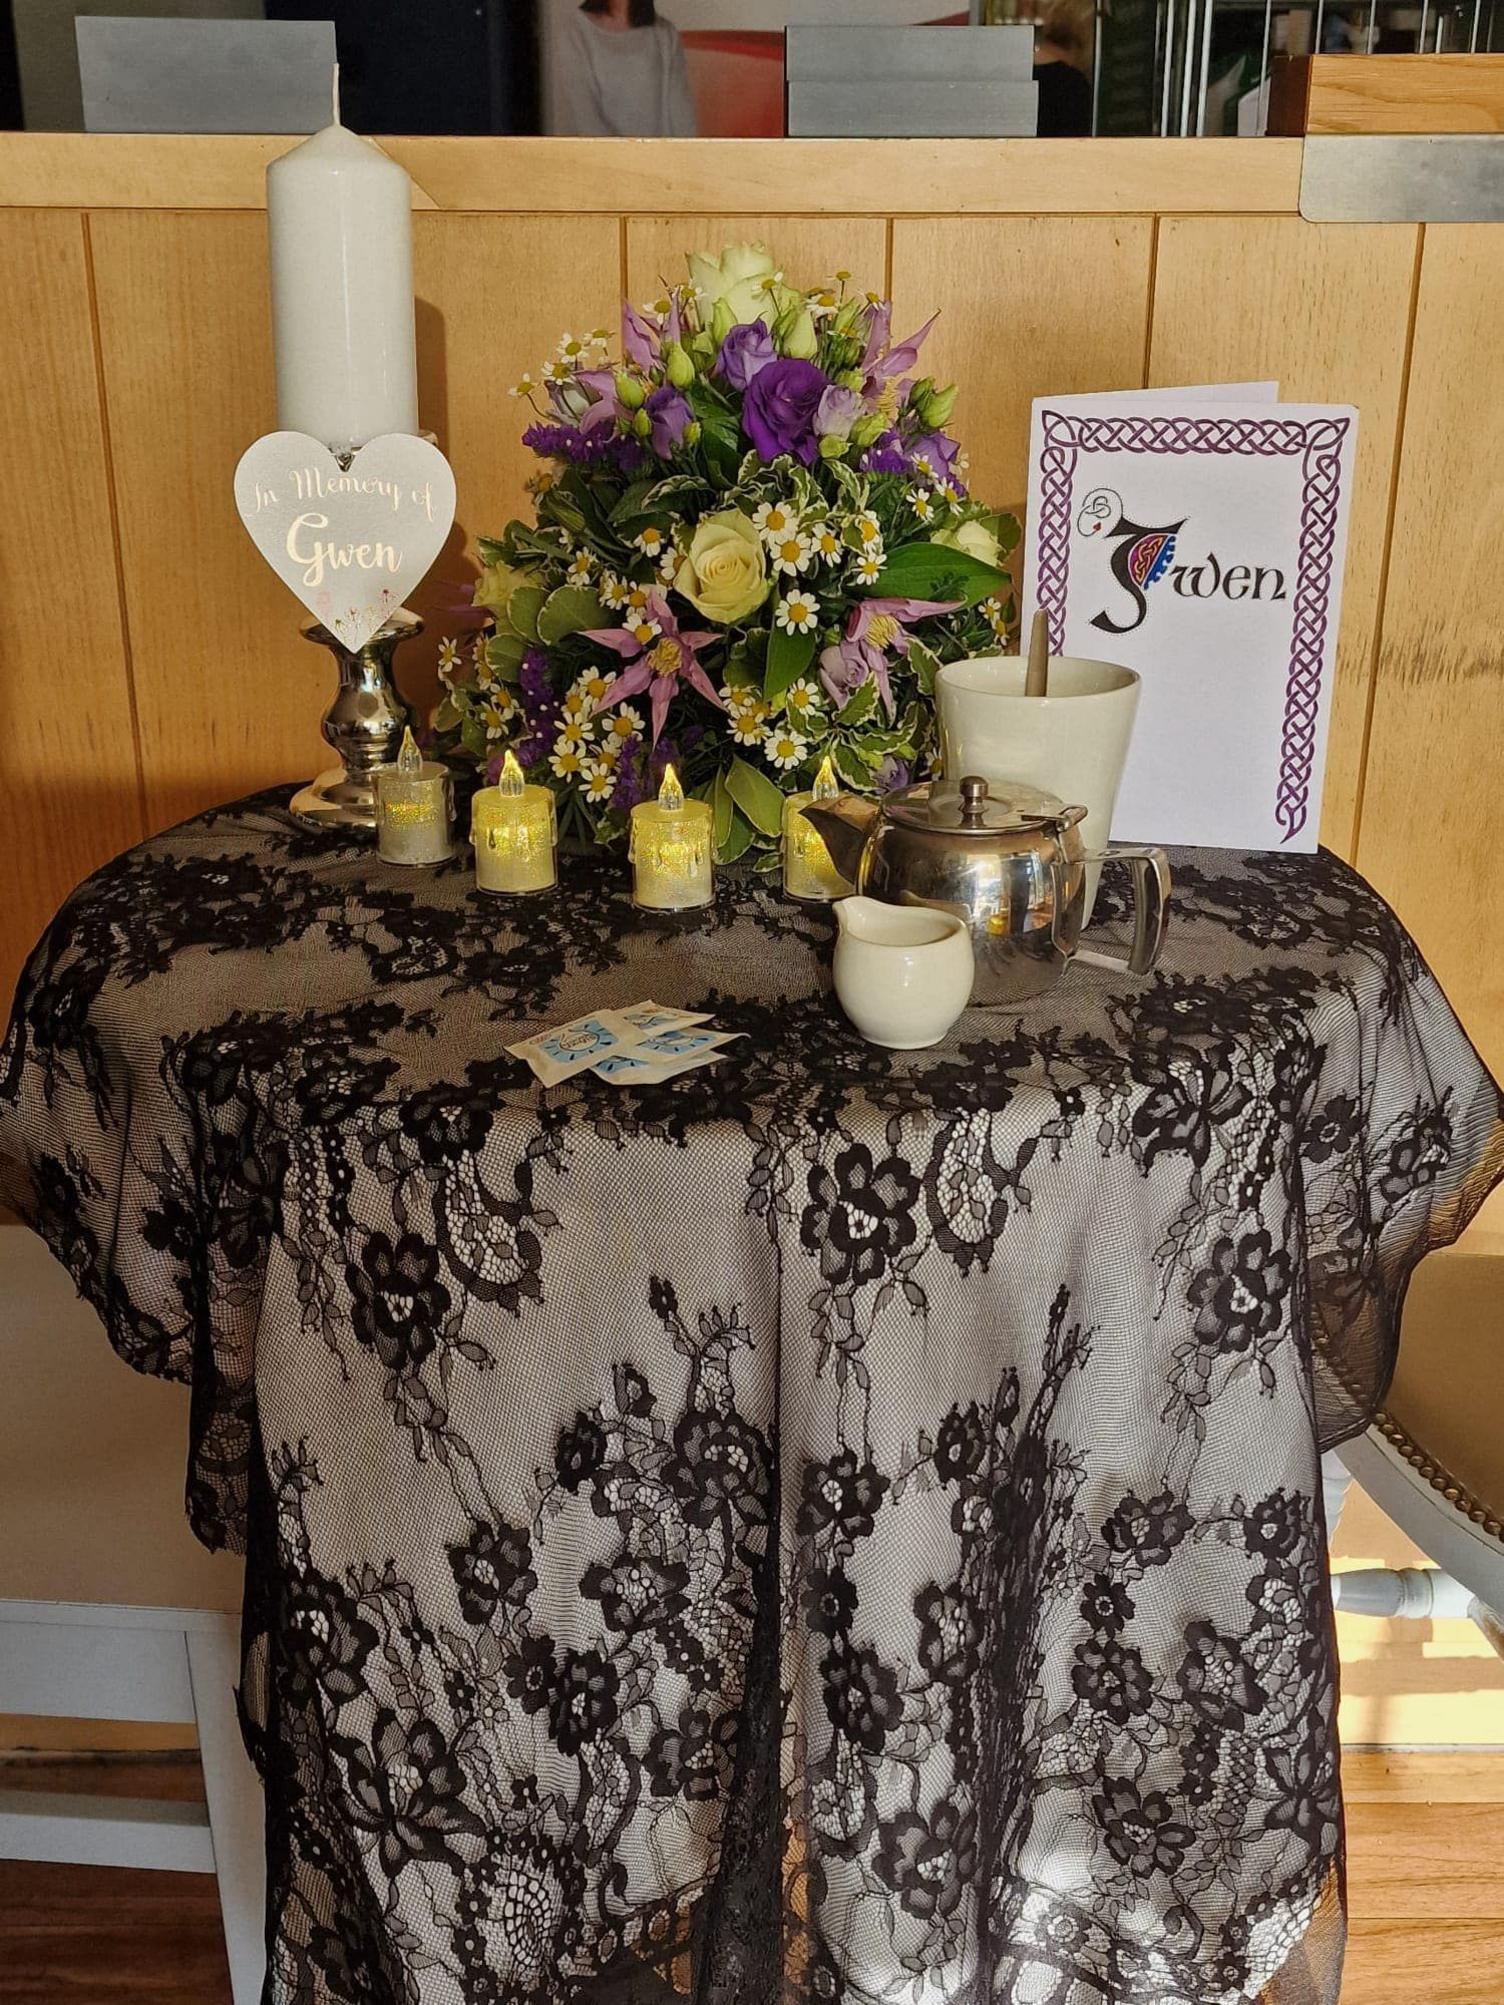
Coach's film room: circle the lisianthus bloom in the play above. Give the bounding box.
[743,359,829,467]
[645,384,692,456]
[819,595,960,718]
[715,318,776,391]
[585,591,724,744]
[814,383,864,441]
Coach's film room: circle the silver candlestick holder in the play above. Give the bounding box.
[289,608,421,830]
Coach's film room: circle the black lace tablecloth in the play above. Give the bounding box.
[3,788,1500,2005]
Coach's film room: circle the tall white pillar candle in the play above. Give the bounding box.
[267,78,419,454]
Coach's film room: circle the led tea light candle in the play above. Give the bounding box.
[374,728,454,866]
[472,749,557,896]
[783,754,854,903]
[629,764,714,912]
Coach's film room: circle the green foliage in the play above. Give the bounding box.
[537,587,606,646]
[764,622,818,707]
[869,540,1010,608]
[725,755,786,838]
[505,586,546,642]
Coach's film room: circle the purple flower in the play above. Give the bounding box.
[584,591,724,743]
[622,302,661,370]
[742,358,829,466]
[815,384,864,440]
[715,319,776,391]
[876,755,911,792]
[611,737,648,810]
[818,596,961,719]
[522,422,645,474]
[645,384,692,458]
[858,429,911,477]
[910,430,963,487]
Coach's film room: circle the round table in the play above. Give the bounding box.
[2,788,1500,2005]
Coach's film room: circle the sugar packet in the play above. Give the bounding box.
[615,1001,714,1034]
[507,1010,651,1087]
[592,1028,742,1086]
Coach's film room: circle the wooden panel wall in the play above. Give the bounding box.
[0,211,144,987]
[0,134,1500,1107]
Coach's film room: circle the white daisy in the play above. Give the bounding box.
[606,704,645,743]
[508,373,534,399]
[855,551,884,586]
[784,676,823,722]
[982,595,1010,637]
[656,546,679,584]
[541,357,573,385]
[566,551,593,586]
[572,668,615,712]
[582,759,617,805]
[478,692,517,740]
[775,590,820,635]
[808,522,842,565]
[633,524,670,559]
[625,616,661,649]
[436,637,463,685]
[911,488,935,523]
[762,724,808,772]
[912,454,937,482]
[753,499,798,541]
[549,742,586,779]
[769,531,815,578]
[556,715,595,752]
[598,572,629,611]
[557,329,606,367]
[731,703,769,747]
[851,510,884,551]
[622,584,655,618]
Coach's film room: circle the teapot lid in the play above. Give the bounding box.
[885,774,1084,836]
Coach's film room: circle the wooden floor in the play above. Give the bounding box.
[0,1751,1500,2002]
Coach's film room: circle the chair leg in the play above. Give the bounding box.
[186,1624,266,2005]
[1321,1451,1353,1543]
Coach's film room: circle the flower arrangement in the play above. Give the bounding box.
[435,242,1020,860]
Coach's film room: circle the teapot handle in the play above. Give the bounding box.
[1073,846,1171,977]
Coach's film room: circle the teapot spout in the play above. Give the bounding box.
[800,797,877,884]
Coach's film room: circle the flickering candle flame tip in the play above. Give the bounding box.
[499,748,525,797]
[658,763,685,813]
[395,725,422,776]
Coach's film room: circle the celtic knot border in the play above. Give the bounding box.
[1034,410,1351,843]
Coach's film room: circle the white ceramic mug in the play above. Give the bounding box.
[935,653,1140,920]
[832,897,974,1049]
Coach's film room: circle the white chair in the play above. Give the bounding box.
[1326,1234,1504,1648]
[0,1220,266,2005]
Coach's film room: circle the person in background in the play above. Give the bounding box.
[544,0,697,137]
[1033,0,1094,135]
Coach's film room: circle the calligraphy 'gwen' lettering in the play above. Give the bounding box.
[285,512,402,591]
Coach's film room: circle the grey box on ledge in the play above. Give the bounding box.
[784,25,1036,82]
[787,79,1039,138]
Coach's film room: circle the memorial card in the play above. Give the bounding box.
[1022,393,1357,850]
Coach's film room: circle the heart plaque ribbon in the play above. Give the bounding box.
[234,431,457,653]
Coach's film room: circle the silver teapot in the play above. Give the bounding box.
[803,775,1170,1004]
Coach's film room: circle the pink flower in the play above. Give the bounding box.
[860,303,939,391]
[584,591,724,745]
[818,595,960,719]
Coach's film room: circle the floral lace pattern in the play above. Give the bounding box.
[2,788,1501,2005]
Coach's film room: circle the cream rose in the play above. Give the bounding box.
[687,242,777,330]
[674,511,770,625]
[472,559,540,622]
[934,517,1001,569]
